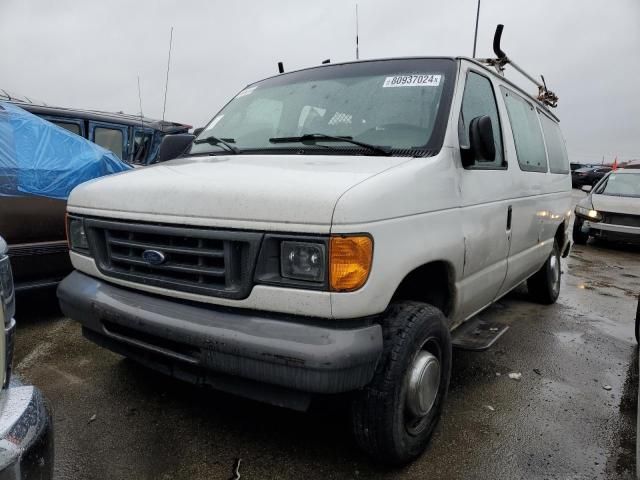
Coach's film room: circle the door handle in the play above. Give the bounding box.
[506,205,513,231]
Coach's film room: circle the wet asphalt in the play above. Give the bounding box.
[12,190,640,479]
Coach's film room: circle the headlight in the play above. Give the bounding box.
[255,234,373,292]
[0,254,15,324]
[280,241,325,282]
[575,206,602,221]
[67,216,89,252]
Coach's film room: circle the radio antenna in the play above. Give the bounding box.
[161,26,174,125]
[137,75,144,128]
[355,3,360,60]
[472,0,481,57]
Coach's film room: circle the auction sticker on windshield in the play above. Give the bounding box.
[383,74,441,88]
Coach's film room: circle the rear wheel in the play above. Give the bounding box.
[350,301,452,465]
[528,240,561,304]
[572,218,589,245]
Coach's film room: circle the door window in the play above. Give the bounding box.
[459,71,504,168]
[132,130,154,164]
[51,120,81,136]
[539,112,569,174]
[501,88,548,172]
[94,127,124,158]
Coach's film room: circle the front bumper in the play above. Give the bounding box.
[583,220,640,242]
[57,271,383,409]
[0,385,53,480]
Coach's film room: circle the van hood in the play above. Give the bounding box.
[68,154,409,230]
[591,193,640,216]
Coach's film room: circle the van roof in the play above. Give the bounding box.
[457,57,560,122]
[0,90,191,133]
[248,56,559,123]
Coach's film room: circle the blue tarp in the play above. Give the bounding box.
[0,101,131,200]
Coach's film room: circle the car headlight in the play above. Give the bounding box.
[281,241,325,282]
[575,205,602,221]
[0,251,15,325]
[67,216,89,252]
[255,234,373,292]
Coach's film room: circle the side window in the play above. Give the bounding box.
[51,120,81,136]
[539,112,569,174]
[459,71,504,168]
[500,87,548,172]
[94,127,124,159]
[132,130,153,164]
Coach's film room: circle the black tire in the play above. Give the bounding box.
[528,240,561,304]
[572,218,589,245]
[351,301,452,465]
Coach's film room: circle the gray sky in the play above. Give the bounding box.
[2,0,639,163]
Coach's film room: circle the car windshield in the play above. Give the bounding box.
[595,172,640,197]
[187,58,456,157]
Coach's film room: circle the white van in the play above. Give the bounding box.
[58,54,572,464]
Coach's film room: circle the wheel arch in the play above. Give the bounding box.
[390,260,456,317]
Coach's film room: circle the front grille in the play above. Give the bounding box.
[601,212,640,228]
[85,218,262,299]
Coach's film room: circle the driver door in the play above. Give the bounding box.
[456,67,512,320]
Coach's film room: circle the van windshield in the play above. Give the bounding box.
[188,58,456,157]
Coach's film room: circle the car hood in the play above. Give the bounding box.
[591,194,640,216]
[68,154,409,231]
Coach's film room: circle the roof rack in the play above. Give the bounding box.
[478,24,558,108]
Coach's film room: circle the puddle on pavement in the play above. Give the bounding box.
[553,331,585,345]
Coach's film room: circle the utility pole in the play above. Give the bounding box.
[472,0,481,58]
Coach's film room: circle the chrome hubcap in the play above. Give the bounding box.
[406,351,440,417]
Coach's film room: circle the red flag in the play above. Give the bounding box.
[612,157,618,171]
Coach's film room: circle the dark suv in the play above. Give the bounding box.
[0,94,191,291]
[2,93,191,166]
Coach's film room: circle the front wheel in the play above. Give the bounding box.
[573,218,589,245]
[350,301,452,465]
[528,240,561,304]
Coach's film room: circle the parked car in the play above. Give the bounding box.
[0,236,53,478]
[0,102,130,292]
[58,56,572,464]
[0,92,191,166]
[573,169,640,244]
[570,162,590,171]
[572,166,612,188]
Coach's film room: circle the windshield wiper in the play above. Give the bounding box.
[193,135,239,154]
[269,133,392,156]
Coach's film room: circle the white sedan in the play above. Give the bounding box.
[573,168,640,244]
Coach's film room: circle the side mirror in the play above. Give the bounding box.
[193,127,204,137]
[468,115,496,163]
[461,115,496,167]
[156,134,195,163]
[581,185,592,193]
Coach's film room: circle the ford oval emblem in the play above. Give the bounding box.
[142,249,166,265]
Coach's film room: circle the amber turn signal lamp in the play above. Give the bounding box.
[329,235,373,292]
